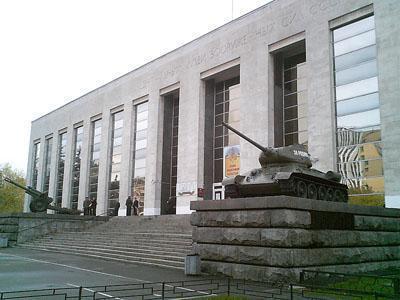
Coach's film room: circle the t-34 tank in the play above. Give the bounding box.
[221,122,348,202]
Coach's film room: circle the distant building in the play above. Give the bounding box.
[26,0,400,215]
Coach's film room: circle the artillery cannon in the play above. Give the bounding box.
[221,122,348,202]
[2,177,82,215]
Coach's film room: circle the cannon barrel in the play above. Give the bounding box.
[222,122,267,152]
[4,177,41,197]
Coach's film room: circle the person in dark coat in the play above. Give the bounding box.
[133,197,139,216]
[114,201,120,216]
[90,197,97,216]
[125,196,133,216]
[83,197,90,216]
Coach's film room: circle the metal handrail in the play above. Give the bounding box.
[1,277,398,300]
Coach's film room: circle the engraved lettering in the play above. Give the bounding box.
[309,0,339,15]
[281,12,296,27]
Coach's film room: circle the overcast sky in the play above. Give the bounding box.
[0,0,269,174]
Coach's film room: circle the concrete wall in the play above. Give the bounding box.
[25,0,400,215]
[190,196,400,283]
[0,213,108,246]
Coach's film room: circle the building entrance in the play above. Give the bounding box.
[203,65,241,200]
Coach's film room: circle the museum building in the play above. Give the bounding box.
[25,0,400,215]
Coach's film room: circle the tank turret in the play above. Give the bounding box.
[221,122,348,202]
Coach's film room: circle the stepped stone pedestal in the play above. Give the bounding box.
[190,196,400,283]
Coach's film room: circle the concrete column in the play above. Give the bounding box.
[374,0,400,208]
[61,128,73,208]
[48,132,58,200]
[97,112,111,215]
[176,73,201,214]
[144,90,162,215]
[119,103,134,212]
[35,138,44,192]
[240,50,269,173]
[77,119,90,210]
[23,131,34,212]
[305,25,336,172]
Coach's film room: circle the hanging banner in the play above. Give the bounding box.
[224,145,240,178]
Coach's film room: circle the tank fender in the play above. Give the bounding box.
[325,171,342,182]
[273,172,293,181]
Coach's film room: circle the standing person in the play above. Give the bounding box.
[83,197,90,216]
[133,197,139,216]
[125,196,133,216]
[114,201,120,216]
[90,197,97,216]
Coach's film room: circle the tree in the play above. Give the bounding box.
[0,163,25,213]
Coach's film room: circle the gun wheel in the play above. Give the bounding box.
[29,200,48,213]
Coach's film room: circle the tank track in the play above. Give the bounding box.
[224,174,348,203]
[279,174,348,202]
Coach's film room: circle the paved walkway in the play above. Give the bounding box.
[0,247,196,292]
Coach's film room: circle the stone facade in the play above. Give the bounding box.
[190,197,400,282]
[26,0,400,216]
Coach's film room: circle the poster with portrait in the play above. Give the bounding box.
[224,145,240,178]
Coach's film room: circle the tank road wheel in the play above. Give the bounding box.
[307,183,318,199]
[296,181,308,198]
[334,189,345,202]
[317,186,327,200]
[325,188,334,201]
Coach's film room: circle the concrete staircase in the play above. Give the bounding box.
[17,215,193,270]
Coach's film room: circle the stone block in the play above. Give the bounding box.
[290,246,400,266]
[201,260,297,283]
[201,260,400,284]
[0,218,18,225]
[0,225,18,233]
[193,227,262,245]
[355,215,400,231]
[196,243,400,267]
[261,228,312,247]
[191,211,271,227]
[0,232,18,241]
[191,197,400,218]
[194,227,400,248]
[270,210,311,227]
[191,209,310,228]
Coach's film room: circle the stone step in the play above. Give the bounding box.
[16,214,193,270]
[18,244,184,269]
[58,231,192,239]
[22,242,187,260]
[26,240,191,255]
[91,224,192,230]
[41,236,192,246]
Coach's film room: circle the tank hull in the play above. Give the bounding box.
[223,167,348,202]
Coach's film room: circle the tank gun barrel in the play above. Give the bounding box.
[222,122,267,152]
